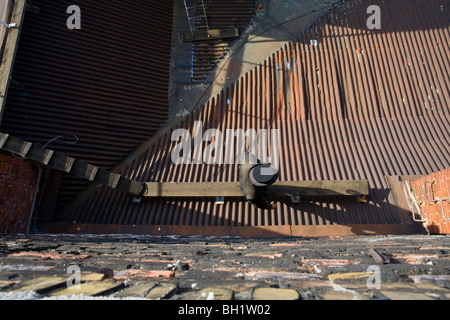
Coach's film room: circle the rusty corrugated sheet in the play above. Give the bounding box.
[0,0,174,209]
[191,0,256,81]
[62,0,449,231]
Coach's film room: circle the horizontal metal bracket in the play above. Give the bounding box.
[404,181,427,223]
[411,200,427,223]
[215,196,225,205]
[441,198,450,221]
[423,179,437,203]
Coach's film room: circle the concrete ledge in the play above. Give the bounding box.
[40,223,416,237]
[291,224,416,237]
[231,225,292,237]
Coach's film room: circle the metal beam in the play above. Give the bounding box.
[144,180,369,198]
[183,28,239,42]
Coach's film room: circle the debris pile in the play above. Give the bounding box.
[0,234,449,300]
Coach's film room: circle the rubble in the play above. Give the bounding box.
[0,234,448,300]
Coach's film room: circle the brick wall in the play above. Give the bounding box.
[409,168,450,234]
[0,154,40,234]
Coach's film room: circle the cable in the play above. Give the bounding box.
[190,0,346,112]
[41,134,79,149]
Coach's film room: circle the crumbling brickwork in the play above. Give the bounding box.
[410,168,450,234]
[0,234,449,300]
[0,154,40,234]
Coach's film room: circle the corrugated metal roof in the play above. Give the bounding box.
[0,0,174,209]
[53,0,449,233]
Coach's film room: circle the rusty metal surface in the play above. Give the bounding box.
[0,0,174,210]
[50,0,450,232]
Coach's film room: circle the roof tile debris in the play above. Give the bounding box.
[0,234,449,300]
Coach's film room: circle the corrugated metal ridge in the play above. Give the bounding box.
[64,0,449,231]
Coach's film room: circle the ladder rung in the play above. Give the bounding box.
[26,146,54,165]
[184,0,209,33]
[189,15,207,19]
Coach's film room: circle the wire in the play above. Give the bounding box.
[190,0,346,111]
[41,134,79,149]
[8,134,79,160]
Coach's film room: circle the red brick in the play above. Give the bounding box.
[411,168,450,234]
[0,155,39,234]
[113,269,174,280]
[9,251,91,260]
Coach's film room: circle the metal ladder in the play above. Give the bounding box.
[183,0,210,35]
